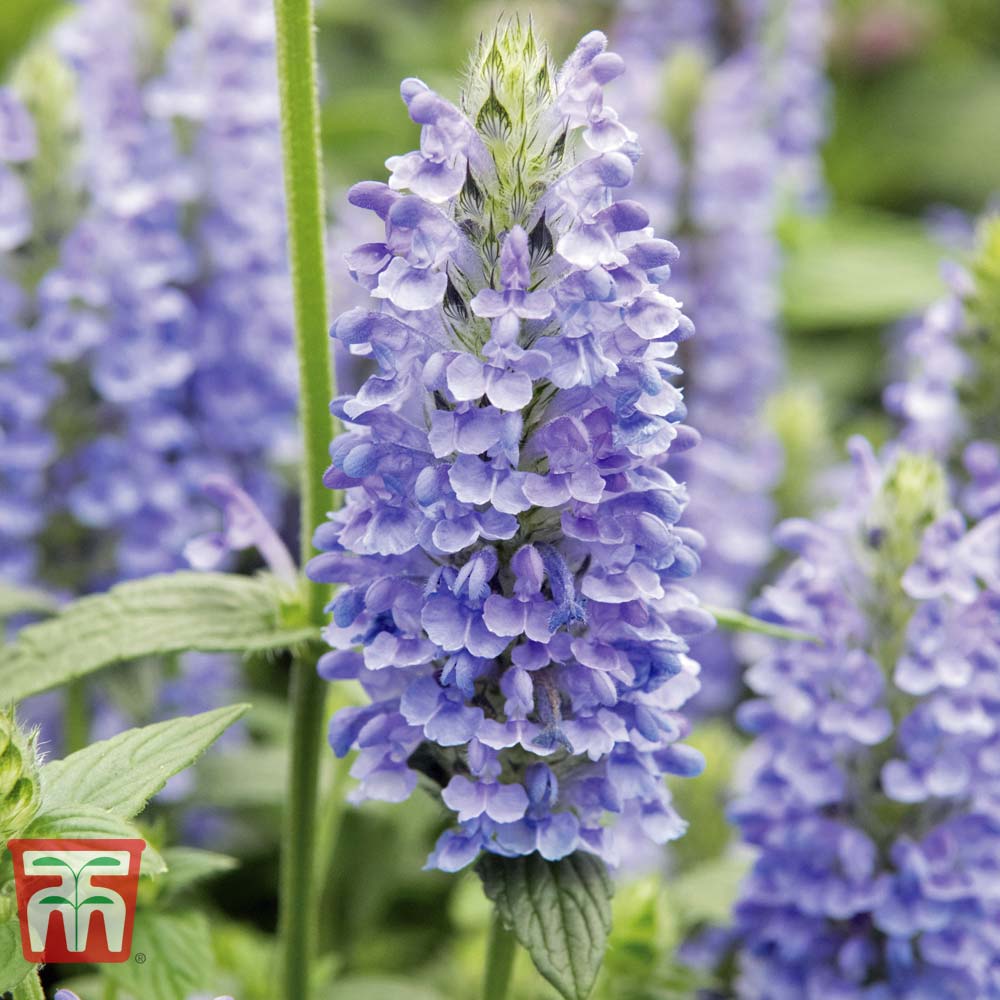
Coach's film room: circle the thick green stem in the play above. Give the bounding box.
[483,910,517,1000]
[272,0,335,591]
[280,643,328,1000]
[12,969,44,1000]
[271,0,335,998]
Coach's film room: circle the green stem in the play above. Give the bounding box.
[705,604,822,646]
[279,643,327,1000]
[11,969,45,1000]
[483,911,517,1000]
[272,0,335,589]
[271,0,336,997]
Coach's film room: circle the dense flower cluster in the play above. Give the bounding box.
[26,0,297,586]
[610,0,832,714]
[310,23,713,871]
[1,0,294,767]
[729,440,1000,998]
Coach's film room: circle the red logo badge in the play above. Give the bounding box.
[7,838,144,963]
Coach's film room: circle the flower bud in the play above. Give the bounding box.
[869,451,948,576]
[0,710,42,847]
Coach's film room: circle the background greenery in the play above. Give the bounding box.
[2,0,998,997]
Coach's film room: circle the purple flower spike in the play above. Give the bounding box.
[8,0,302,588]
[729,446,1000,996]
[310,19,708,872]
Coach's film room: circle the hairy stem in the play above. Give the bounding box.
[272,0,335,591]
[272,0,336,997]
[483,910,518,1000]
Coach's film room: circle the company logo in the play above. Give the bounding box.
[7,838,144,963]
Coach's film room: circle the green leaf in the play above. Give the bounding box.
[158,847,238,897]
[102,910,215,1000]
[7,805,167,878]
[705,605,821,646]
[39,705,249,819]
[782,208,943,331]
[0,582,58,622]
[826,57,1000,210]
[84,896,114,906]
[1,572,315,703]
[478,852,613,1000]
[0,914,33,994]
[37,895,70,906]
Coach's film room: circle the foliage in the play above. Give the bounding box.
[2,0,1000,998]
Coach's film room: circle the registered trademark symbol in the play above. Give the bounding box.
[134,952,147,964]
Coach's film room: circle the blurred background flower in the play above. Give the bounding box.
[2,0,999,997]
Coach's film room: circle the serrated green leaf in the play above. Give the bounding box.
[0,914,33,994]
[478,852,613,1000]
[0,582,58,622]
[40,705,249,819]
[0,807,165,885]
[1,572,316,703]
[159,847,238,896]
[102,910,215,1000]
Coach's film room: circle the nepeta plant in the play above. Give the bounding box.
[29,0,296,586]
[309,21,712,885]
[729,442,1000,997]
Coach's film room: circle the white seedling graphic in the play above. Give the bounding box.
[22,849,131,953]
